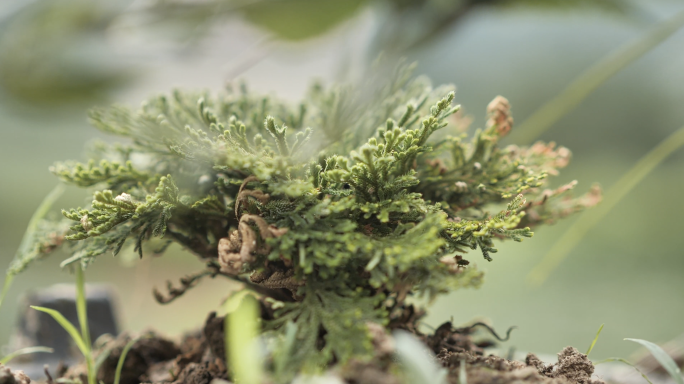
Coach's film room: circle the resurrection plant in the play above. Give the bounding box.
[7,66,601,380]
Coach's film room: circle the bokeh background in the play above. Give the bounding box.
[1,0,683,363]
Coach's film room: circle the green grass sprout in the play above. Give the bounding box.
[586,323,605,356]
[30,265,97,384]
[528,124,684,286]
[594,357,654,384]
[94,346,112,378]
[29,306,89,356]
[114,338,138,384]
[512,9,684,145]
[0,346,54,365]
[272,321,298,379]
[625,338,684,384]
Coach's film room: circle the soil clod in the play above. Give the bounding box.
[0,364,30,384]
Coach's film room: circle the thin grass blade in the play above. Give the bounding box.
[595,357,654,384]
[0,346,53,365]
[75,265,91,348]
[30,306,89,357]
[625,338,684,384]
[94,345,113,374]
[527,124,684,285]
[114,338,138,384]
[512,9,684,145]
[0,276,13,315]
[586,323,605,356]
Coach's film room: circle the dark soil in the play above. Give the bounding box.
[18,307,605,384]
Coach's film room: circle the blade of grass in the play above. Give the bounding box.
[31,306,89,356]
[93,345,113,375]
[114,338,138,384]
[32,279,96,384]
[527,124,684,286]
[625,338,684,384]
[0,184,64,312]
[586,323,605,356]
[511,9,684,145]
[74,266,96,384]
[75,265,91,348]
[273,321,298,377]
[595,357,654,384]
[0,277,12,316]
[0,346,54,365]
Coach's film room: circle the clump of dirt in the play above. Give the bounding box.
[53,311,604,384]
[57,315,227,384]
[0,364,30,384]
[438,346,605,384]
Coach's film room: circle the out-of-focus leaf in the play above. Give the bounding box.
[377,0,644,53]
[0,346,53,365]
[226,292,263,384]
[394,330,448,384]
[499,0,632,14]
[0,184,64,312]
[0,0,131,104]
[239,0,368,41]
[625,339,684,384]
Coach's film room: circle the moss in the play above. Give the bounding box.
[8,64,599,378]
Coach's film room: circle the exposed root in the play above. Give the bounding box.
[454,322,517,342]
[153,263,221,304]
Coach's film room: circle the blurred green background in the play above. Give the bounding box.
[1,0,683,362]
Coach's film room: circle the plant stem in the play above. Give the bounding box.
[527,124,684,286]
[76,264,96,384]
[512,9,684,145]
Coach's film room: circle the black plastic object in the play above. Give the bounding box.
[5,284,119,379]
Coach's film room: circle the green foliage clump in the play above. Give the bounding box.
[9,65,599,378]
